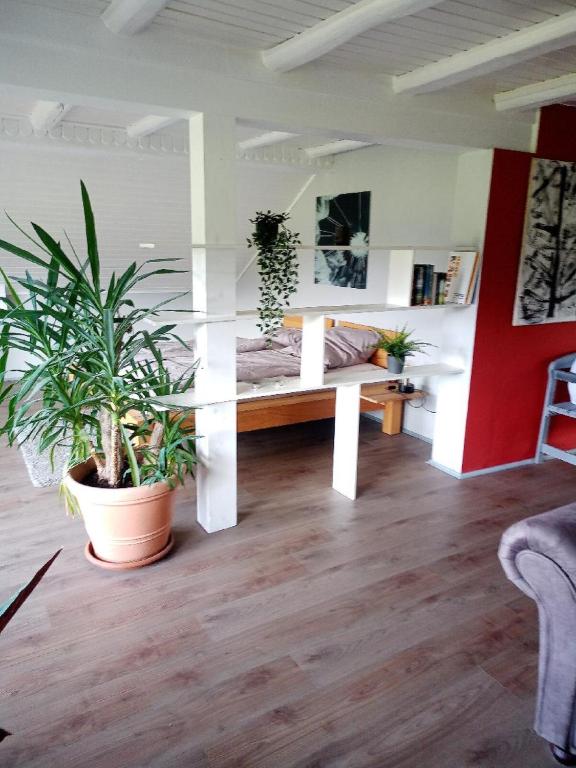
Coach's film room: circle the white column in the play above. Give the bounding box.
[189,113,238,533]
[332,383,361,500]
[300,313,325,388]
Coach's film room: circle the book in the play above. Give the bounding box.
[411,264,426,305]
[444,252,479,304]
[434,272,446,305]
[422,264,434,305]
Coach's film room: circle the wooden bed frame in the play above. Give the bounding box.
[180,318,423,436]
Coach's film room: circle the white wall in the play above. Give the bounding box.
[0,141,191,374]
[0,142,190,287]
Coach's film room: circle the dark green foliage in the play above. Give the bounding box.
[376,325,433,360]
[247,211,300,340]
[0,182,197,492]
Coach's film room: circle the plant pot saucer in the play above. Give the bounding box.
[84,534,174,571]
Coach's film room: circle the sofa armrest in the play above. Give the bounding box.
[499,504,576,755]
[498,503,576,599]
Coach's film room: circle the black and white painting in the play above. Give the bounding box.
[514,158,576,326]
[314,191,370,289]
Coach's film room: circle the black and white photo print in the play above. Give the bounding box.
[514,158,576,326]
[314,191,371,289]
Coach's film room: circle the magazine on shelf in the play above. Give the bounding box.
[444,251,479,305]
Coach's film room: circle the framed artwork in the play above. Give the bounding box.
[314,191,371,289]
[513,157,576,326]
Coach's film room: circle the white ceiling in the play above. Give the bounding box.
[15,0,576,99]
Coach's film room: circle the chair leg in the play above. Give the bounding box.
[551,745,576,765]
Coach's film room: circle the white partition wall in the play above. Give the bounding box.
[431,150,494,476]
[189,113,238,533]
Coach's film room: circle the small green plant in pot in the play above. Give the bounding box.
[376,325,433,374]
[0,182,197,569]
[247,210,300,342]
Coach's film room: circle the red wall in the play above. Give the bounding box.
[462,106,576,472]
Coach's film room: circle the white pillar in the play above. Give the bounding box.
[189,113,238,533]
[300,313,325,388]
[332,383,361,500]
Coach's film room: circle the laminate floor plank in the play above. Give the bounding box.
[1,418,566,767]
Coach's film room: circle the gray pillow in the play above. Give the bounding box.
[286,326,379,369]
[237,337,268,353]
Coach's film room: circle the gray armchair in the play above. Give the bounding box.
[499,504,576,765]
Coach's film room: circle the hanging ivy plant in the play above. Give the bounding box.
[247,210,300,341]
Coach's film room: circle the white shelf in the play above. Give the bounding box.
[145,303,472,328]
[156,363,464,410]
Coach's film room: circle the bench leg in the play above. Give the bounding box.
[382,400,403,435]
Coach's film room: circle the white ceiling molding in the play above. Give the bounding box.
[394,10,576,95]
[126,115,180,138]
[237,131,299,151]
[102,0,170,35]
[0,114,188,155]
[262,0,441,73]
[29,101,71,132]
[236,144,332,169]
[495,72,576,112]
[305,140,374,158]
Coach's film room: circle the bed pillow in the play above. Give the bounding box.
[270,327,302,348]
[237,337,268,353]
[285,326,379,369]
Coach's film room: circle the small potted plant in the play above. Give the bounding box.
[376,325,433,374]
[247,210,300,341]
[0,182,196,570]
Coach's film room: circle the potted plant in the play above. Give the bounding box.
[247,210,300,341]
[0,182,196,570]
[376,325,433,374]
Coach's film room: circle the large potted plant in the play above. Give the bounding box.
[0,182,196,570]
[376,326,433,374]
[247,210,300,341]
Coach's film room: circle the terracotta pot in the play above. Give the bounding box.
[65,459,175,569]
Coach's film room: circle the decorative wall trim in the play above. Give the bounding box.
[0,114,188,156]
[0,114,333,168]
[236,145,333,169]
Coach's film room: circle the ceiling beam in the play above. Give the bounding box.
[29,101,71,132]
[262,0,441,73]
[237,131,299,151]
[394,10,576,95]
[102,0,170,35]
[494,72,576,111]
[126,115,179,138]
[306,140,374,158]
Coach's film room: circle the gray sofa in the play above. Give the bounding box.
[499,504,576,765]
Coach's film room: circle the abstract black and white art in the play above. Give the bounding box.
[314,191,370,289]
[513,158,576,326]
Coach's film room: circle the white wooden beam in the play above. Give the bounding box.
[262,0,441,73]
[306,140,373,158]
[102,0,170,35]
[300,314,326,389]
[126,115,179,139]
[237,131,299,151]
[29,101,71,132]
[189,113,238,534]
[333,384,361,500]
[495,72,576,111]
[394,10,576,95]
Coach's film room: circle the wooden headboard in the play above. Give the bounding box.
[283,316,395,368]
[283,315,335,329]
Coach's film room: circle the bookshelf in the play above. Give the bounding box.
[384,249,479,308]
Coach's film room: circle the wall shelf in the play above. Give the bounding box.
[157,363,464,410]
[145,303,472,328]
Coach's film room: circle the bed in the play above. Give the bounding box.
[148,318,423,436]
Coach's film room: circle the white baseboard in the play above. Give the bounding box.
[428,457,536,480]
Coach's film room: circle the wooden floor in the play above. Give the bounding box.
[2,417,575,768]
